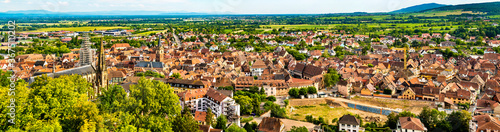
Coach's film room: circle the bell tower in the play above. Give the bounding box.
[156,35,164,62]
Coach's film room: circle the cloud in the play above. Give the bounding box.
[58,1,68,6]
[88,3,100,7]
[2,0,11,3]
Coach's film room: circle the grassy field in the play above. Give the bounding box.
[20,26,130,32]
[288,104,388,124]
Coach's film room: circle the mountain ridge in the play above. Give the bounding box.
[391,3,447,13]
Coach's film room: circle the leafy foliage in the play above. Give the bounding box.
[323,68,341,88]
[243,122,258,132]
[136,70,165,78]
[0,74,197,132]
[226,124,247,132]
[215,115,228,130]
[288,126,308,132]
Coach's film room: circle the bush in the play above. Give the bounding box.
[289,126,308,132]
[218,86,234,90]
[305,115,327,125]
[299,88,308,95]
[288,88,300,98]
[307,86,317,94]
[241,117,254,123]
[383,89,392,95]
[243,122,258,132]
[266,96,276,102]
[457,103,470,109]
[284,99,289,106]
[305,115,314,122]
[263,101,274,111]
[270,104,286,118]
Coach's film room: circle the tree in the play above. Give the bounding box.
[299,88,308,95]
[385,112,399,129]
[259,87,266,95]
[270,104,286,118]
[170,73,181,79]
[219,86,234,90]
[323,68,340,88]
[215,115,228,129]
[243,122,258,132]
[226,124,246,132]
[98,85,128,114]
[307,87,317,94]
[205,109,215,127]
[288,88,300,98]
[129,77,181,117]
[332,118,339,125]
[122,77,183,131]
[266,96,276,102]
[419,107,447,131]
[288,126,308,132]
[234,95,253,115]
[249,86,259,94]
[447,110,471,132]
[172,106,201,132]
[0,75,102,131]
[385,111,415,129]
[383,89,392,94]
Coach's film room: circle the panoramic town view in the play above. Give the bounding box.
[2,0,500,132]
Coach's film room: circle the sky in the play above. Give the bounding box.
[1,0,500,14]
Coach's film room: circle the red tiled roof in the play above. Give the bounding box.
[399,117,426,131]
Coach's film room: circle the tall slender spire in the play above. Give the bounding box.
[99,38,106,70]
[156,35,164,62]
[95,37,108,95]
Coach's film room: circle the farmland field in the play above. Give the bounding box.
[135,30,164,35]
[260,24,336,29]
[20,26,130,32]
[407,10,487,17]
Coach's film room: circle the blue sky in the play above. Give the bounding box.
[1,0,500,14]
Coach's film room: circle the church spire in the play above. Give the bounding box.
[156,34,164,62]
[95,37,108,95]
[99,38,106,71]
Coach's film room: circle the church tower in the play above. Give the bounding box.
[95,37,108,95]
[156,35,164,62]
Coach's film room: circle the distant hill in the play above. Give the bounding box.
[0,10,216,16]
[391,3,447,13]
[422,2,500,15]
